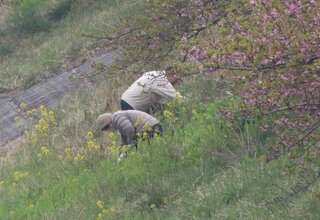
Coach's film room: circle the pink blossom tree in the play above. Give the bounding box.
[101,0,320,164]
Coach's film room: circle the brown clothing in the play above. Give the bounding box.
[112,110,159,146]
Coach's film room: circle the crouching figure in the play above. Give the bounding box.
[96,110,162,161]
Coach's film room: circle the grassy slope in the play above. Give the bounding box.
[0,1,319,220]
[0,76,319,220]
[0,0,141,90]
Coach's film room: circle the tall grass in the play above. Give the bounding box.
[0,75,319,219]
[0,0,144,90]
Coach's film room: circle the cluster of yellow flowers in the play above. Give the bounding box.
[107,132,119,157]
[174,92,184,104]
[13,171,28,181]
[20,104,58,147]
[86,131,100,151]
[0,170,29,190]
[37,145,50,160]
[163,110,178,123]
[59,131,101,163]
[163,110,174,118]
[96,200,115,220]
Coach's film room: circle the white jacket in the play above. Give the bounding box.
[121,71,177,112]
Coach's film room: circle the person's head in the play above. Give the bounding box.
[165,67,182,85]
[96,113,114,131]
[167,74,182,85]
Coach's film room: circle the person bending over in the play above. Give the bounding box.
[96,110,162,160]
[120,70,181,112]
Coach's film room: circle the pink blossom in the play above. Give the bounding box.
[188,45,206,61]
[270,8,280,18]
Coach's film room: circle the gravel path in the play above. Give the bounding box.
[0,49,113,152]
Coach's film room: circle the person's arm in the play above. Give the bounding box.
[116,116,136,146]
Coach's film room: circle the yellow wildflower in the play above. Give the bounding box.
[13,171,28,181]
[97,213,103,220]
[108,132,115,139]
[101,209,108,215]
[65,147,71,155]
[27,109,36,115]
[163,110,174,118]
[96,200,104,209]
[40,146,49,156]
[174,92,184,103]
[109,207,115,212]
[143,122,152,131]
[87,131,94,140]
[39,105,46,112]
[121,145,128,153]
[143,132,148,139]
[19,103,27,109]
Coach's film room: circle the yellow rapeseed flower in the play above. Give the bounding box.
[108,132,115,139]
[174,92,184,103]
[143,132,148,139]
[39,105,46,112]
[19,103,27,109]
[101,209,108,215]
[121,145,128,153]
[87,131,94,140]
[27,109,36,115]
[65,147,71,155]
[40,146,49,156]
[97,213,103,220]
[143,122,152,131]
[13,171,28,181]
[163,110,174,118]
[96,200,104,209]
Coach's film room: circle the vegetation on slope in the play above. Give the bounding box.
[0,75,319,219]
[0,0,319,219]
[0,0,142,90]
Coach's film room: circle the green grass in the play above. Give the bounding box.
[0,1,319,219]
[0,76,319,219]
[0,0,144,90]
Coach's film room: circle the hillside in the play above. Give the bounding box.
[0,0,319,219]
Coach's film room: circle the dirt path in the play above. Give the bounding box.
[0,49,113,152]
